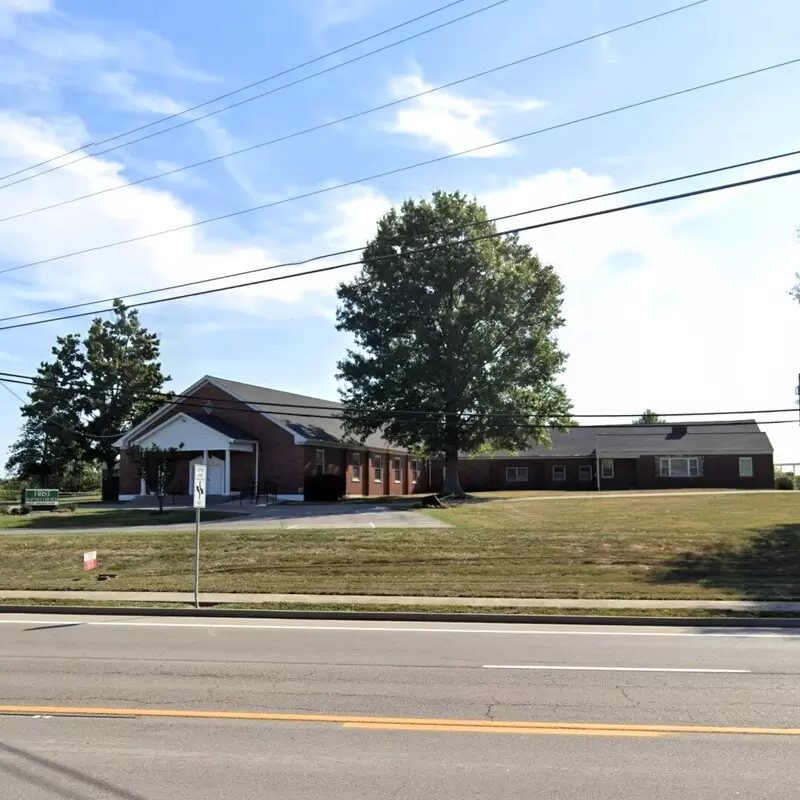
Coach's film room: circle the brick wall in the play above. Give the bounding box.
[121,382,305,496]
[637,453,774,490]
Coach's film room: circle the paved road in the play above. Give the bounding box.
[1,614,799,798]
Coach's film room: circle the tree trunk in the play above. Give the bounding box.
[441,451,464,497]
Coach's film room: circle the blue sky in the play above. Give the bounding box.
[0,0,799,463]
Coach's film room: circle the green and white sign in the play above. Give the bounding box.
[23,489,59,507]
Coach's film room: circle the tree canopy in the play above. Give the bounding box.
[6,300,170,483]
[336,190,573,495]
[633,409,665,425]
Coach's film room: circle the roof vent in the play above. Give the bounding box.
[669,424,687,438]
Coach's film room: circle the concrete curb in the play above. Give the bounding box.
[1,604,799,627]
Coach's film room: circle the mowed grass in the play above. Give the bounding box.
[0,493,799,599]
[0,508,241,529]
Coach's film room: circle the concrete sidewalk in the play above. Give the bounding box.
[1,590,798,612]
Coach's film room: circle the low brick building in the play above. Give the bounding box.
[115,376,774,500]
[114,375,430,500]
[445,422,774,492]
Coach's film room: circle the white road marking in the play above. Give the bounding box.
[0,619,791,637]
[483,665,751,673]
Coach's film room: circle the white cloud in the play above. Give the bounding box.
[385,72,544,157]
[0,113,388,322]
[480,168,800,462]
[296,0,387,32]
[93,72,185,116]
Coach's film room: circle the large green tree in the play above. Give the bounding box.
[5,343,84,487]
[9,299,170,479]
[336,190,573,496]
[81,300,169,472]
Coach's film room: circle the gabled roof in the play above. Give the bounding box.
[469,420,773,458]
[207,376,398,450]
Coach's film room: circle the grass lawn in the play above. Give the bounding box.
[0,508,242,529]
[0,493,798,599]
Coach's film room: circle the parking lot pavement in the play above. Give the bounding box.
[0,503,449,534]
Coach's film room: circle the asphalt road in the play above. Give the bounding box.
[1,614,799,799]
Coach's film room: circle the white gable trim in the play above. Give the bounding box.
[113,376,216,448]
[114,374,312,448]
[133,413,232,451]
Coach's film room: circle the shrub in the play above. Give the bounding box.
[774,473,795,490]
[64,503,77,513]
[0,504,10,515]
[19,505,31,515]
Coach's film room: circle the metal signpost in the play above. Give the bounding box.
[192,463,207,609]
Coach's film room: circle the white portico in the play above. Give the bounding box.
[115,412,258,497]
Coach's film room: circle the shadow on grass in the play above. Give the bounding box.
[653,524,800,600]
[0,510,241,529]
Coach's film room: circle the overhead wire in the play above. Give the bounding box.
[0,1,710,225]
[1,53,796,279]
[0,380,126,439]
[2,144,799,324]
[1,372,795,428]
[1,161,800,332]
[0,0,510,190]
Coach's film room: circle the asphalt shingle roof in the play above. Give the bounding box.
[184,413,256,442]
[470,421,773,458]
[208,376,398,451]
[205,377,773,457]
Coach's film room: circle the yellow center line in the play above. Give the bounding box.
[343,723,665,737]
[1,705,798,737]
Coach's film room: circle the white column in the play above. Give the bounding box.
[596,455,601,491]
[140,476,146,496]
[224,448,231,496]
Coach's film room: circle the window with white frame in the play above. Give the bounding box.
[601,459,614,479]
[315,448,325,475]
[410,459,420,484]
[739,456,753,478]
[372,455,383,482]
[393,457,402,483]
[579,464,593,481]
[552,465,566,481]
[658,456,700,478]
[506,466,528,483]
[350,452,361,482]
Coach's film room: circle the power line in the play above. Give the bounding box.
[0,0,477,184]
[1,161,799,332]
[2,370,796,421]
[0,1,709,225]
[0,379,797,438]
[1,53,795,278]
[0,380,125,439]
[2,144,798,325]
[0,0,508,191]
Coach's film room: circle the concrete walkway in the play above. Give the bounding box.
[1,590,798,612]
